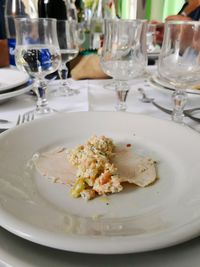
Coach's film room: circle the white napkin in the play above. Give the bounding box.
[0,79,89,129]
[47,79,89,112]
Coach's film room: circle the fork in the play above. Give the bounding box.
[138,88,200,122]
[16,112,35,125]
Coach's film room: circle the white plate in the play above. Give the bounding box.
[0,80,33,102]
[150,74,200,95]
[1,112,200,254]
[0,69,29,93]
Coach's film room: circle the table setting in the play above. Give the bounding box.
[1,17,200,267]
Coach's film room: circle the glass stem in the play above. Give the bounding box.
[58,63,77,96]
[58,63,69,87]
[172,88,187,123]
[115,81,129,111]
[35,79,50,114]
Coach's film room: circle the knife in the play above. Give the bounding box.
[0,128,7,133]
[138,88,200,123]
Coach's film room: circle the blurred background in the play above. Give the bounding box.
[0,0,186,67]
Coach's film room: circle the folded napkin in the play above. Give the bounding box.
[47,79,89,112]
[71,54,110,80]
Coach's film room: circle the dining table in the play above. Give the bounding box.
[1,65,200,267]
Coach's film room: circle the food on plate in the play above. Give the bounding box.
[69,135,123,199]
[34,135,157,201]
[34,147,76,185]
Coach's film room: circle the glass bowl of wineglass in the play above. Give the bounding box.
[100,19,147,111]
[15,17,61,116]
[158,20,200,123]
[56,19,79,96]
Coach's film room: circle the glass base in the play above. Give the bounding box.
[115,102,127,111]
[172,112,184,124]
[55,79,80,97]
[23,106,57,120]
[59,87,80,97]
[36,106,56,115]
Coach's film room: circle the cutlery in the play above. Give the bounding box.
[0,119,10,124]
[0,128,7,133]
[16,112,35,125]
[138,88,200,122]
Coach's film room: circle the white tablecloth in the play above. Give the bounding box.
[1,68,200,131]
[1,67,200,267]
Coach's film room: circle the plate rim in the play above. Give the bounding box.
[0,68,29,93]
[1,207,200,254]
[150,74,200,95]
[0,80,33,101]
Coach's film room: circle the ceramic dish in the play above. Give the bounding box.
[0,69,29,93]
[1,112,200,254]
[0,80,33,102]
[150,74,200,95]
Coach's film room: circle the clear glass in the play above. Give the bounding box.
[158,20,200,123]
[15,18,61,115]
[90,0,116,50]
[146,23,160,53]
[103,19,148,91]
[65,0,78,21]
[100,19,147,111]
[56,20,79,96]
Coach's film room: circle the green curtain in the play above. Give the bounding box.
[162,0,185,19]
[117,0,129,18]
[117,0,137,19]
[145,0,185,21]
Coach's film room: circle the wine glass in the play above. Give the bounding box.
[15,17,61,116]
[103,19,148,91]
[158,20,200,123]
[100,19,147,111]
[146,23,160,53]
[56,20,79,96]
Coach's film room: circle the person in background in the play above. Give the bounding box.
[167,0,200,21]
[154,0,200,44]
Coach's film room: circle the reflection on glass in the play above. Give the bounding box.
[158,20,200,123]
[57,20,79,96]
[100,19,147,111]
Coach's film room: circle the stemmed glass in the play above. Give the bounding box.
[15,18,61,116]
[100,19,147,111]
[56,20,79,96]
[146,23,161,54]
[158,20,200,123]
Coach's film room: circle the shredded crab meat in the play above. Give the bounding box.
[68,135,157,200]
[69,135,122,199]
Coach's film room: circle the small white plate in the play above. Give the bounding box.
[0,69,29,93]
[150,74,200,95]
[0,80,33,102]
[1,112,200,254]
